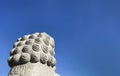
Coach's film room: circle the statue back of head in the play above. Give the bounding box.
[8,32,60,76]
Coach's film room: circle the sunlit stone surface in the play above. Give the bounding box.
[8,32,60,76]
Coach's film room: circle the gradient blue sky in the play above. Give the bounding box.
[0,0,120,76]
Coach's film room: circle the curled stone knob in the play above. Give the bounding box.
[10,49,15,56]
[25,40,33,45]
[20,53,30,64]
[11,48,21,55]
[37,33,42,37]
[32,44,40,52]
[13,42,19,48]
[12,54,21,64]
[29,34,36,39]
[49,39,55,48]
[8,56,14,67]
[45,34,50,40]
[51,57,56,67]
[49,48,54,56]
[17,42,24,47]
[34,38,41,44]
[47,56,53,66]
[41,45,48,53]
[22,45,32,53]
[31,52,40,63]
[43,38,49,45]
[21,35,28,41]
[34,32,39,35]
[40,53,47,64]
[17,37,22,42]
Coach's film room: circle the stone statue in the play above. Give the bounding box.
[7,32,60,76]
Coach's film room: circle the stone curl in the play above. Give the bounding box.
[8,32,56,68]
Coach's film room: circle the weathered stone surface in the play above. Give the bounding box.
[8,32,60,76]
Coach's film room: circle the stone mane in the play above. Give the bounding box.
[8,32,60,76]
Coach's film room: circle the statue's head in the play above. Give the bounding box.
[8,32,56,70]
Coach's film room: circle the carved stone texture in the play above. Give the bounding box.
[8,32,60,76]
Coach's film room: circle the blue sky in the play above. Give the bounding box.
[0,0,120,76]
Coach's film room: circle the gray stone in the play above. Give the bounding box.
[8,32,60,76]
